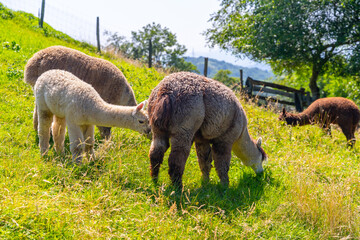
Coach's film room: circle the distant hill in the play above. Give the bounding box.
[184,56,273,80]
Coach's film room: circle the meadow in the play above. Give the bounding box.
[1,4,360,239]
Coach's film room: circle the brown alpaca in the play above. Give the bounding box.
[148,72,267,189]
[279,97,360,145]
[24,46,137,139]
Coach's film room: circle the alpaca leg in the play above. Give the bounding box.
[83,125,95,160]
[67,122,85,164]
[37,109,53,155]
[350,123,357,147]
[98,126,111,140]
[168,135,193,189]
[338,120,356,147]
[195,141,212,183]
[212,142,232,187]
[149,131,169,183]
[33,105,38,132]
[52,116,66,153]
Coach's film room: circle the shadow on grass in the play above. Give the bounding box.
[42,150,281,215]
[164,167,279,213]
[111,166,280,215]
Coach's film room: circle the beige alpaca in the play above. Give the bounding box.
[25,45,137,139]
[148,72,267,188]
[34,70,151,163]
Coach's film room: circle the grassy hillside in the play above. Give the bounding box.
[1,3,360,239]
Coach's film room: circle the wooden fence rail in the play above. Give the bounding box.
[244,77,312,112]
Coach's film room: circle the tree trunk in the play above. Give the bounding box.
[309,65,320,100]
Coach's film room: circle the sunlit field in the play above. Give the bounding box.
[1,4,360,239]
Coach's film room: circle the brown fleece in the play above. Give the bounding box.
[148,72,266,189]
[279,97,360,145]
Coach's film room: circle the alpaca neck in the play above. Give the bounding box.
[88,103,135,130]
[291,112,311,126]
[231,128,261,166]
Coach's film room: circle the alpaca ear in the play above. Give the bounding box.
[136,100,148,111]
[142,100,148,109]
[133,100,148,116]
[257,137,262,147]
[282,107,286,115]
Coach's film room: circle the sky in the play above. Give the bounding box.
[2,0,270,70]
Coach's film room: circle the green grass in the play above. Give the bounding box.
[1,3,360,239]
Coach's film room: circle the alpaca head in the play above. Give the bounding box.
[132,100,151,137]
[279,108,300,126]
[250,138,267,174]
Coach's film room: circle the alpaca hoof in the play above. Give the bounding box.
[151,177,158,185]
[171,178,183,191]
[201,176,210,184]
[72,155,83,165]
[347,139,356,148]
[220,178,229,188]
[173,183,183,191]
[98,126,111,140]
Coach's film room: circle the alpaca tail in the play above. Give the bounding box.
[149,92,175,131]
[24,54,41,87]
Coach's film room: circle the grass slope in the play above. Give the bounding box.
[1,4,360,239]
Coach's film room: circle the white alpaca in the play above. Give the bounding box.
[34,69,151,163]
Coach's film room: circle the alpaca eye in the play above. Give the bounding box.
[138,120,145,124]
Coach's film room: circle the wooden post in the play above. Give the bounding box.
[148,38,152,68]
[96,17,101,53]
[294,92,302,112]
[245,77,253,98]
[204,57,208,77]
[239,69,243,91]
[39,0,45,28]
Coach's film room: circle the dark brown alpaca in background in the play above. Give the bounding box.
[279,97,360,146]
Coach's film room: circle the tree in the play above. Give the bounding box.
[213,69,237,87]
[104,30,132,56]
[105,23,198,72]
[205,0,360,99]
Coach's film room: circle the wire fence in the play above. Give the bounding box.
[1,0,99,46]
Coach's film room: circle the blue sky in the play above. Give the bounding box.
[2,0,270,70]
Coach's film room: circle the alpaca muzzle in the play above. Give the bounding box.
[251,163,264,175]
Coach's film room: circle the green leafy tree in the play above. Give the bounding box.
[213,69,237,87]
[205,0,360,99]
[105,23,198,72]
[167,55,200,73]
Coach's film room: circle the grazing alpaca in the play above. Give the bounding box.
[25,45,137,139]
[279,97,360,146]
[148,72,267,188]
[34,70,151,163]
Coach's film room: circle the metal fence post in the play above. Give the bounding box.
[96,17,101,53]
[204,57,208,77]
[240,69,243,91]
[148,38,152,68]
[39,0,45,28]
